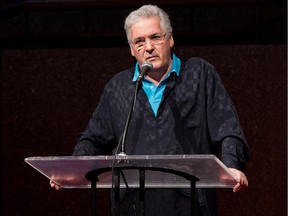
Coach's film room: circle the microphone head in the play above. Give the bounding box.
[137,61,153,82]
[141,61,153,73]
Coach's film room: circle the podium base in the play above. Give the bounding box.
[86,166,199,216]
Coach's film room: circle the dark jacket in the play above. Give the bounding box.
[73,57,249,215]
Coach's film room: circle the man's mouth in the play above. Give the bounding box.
[146,56,157,61]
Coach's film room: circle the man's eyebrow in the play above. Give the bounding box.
[134,33,162,39]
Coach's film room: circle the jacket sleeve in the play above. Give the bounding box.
[72,85,117,156]
[205,61,249,170]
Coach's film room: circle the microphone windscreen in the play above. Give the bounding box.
[141,61,153,73]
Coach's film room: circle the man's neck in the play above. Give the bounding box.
[146,64,172,86]
[146,72,166,86]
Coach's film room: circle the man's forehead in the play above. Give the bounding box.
[130,16,162,38]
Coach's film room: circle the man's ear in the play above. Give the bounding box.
[169,35,174,48]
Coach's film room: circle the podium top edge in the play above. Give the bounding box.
[25,154,217,161]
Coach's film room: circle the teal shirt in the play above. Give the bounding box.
[132,54,181,116]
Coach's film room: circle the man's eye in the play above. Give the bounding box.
[134,39,144,45]
[151,35,161,41]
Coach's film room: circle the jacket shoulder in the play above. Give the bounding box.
[183,57,216,70]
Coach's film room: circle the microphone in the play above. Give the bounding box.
[136,61,153,82]
[111,61,153,215]
[117,61,153,158]
[112,61,153,215]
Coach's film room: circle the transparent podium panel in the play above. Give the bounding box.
[25,154,236,189]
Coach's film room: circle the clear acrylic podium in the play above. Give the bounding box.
[25,154,236,216]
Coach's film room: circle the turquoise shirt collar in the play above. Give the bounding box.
[132,53,181,82]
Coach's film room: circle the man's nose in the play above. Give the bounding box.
[144,39,154,51]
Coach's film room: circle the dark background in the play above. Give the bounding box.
[0,0,286,215]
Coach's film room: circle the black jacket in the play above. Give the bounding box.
[73,57,249,215]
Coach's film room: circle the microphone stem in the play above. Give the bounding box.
[119,80,142,155]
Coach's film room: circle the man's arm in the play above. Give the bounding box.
[204,60,249,192]
[221,137,249,192]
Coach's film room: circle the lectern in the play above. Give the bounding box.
[25,154,236,216]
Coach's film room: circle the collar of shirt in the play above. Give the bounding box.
[132,53,181,82]
[132,54,181,116]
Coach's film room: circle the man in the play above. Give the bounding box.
[51,4,249,216]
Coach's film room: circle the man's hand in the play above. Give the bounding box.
[228,168,248,192]
[50,179,62,190]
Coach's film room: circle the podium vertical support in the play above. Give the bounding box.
[139,169,145,216]
[113,169,120,216]
[190,179,196,216]
[91,178,97,216]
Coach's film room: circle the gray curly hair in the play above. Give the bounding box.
[124,5,173,43]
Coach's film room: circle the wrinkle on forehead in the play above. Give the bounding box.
[130,16,163,39]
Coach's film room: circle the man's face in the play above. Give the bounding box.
[129,16,174,74]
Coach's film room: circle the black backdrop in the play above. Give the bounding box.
[0,1,286,215]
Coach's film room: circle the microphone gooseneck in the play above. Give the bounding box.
[110,61,153,215]
[118,61,153,156]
